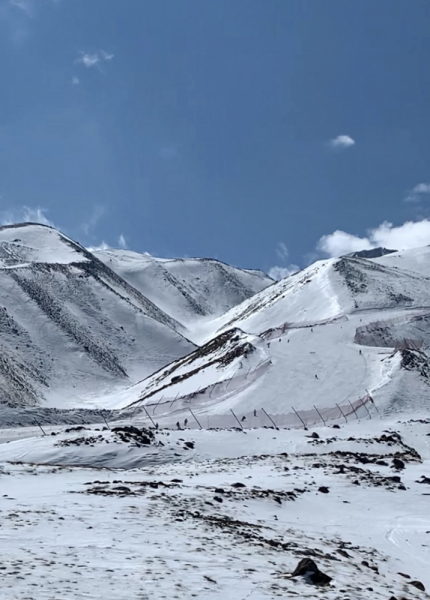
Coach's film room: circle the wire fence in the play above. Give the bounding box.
[131,358,273,415]
[131,391,374,431]
[354,312,429,349]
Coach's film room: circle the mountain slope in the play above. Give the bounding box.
[94,249,272,338]
[108,248,430,424]
[372,245,430,277]
[199,252,430,340]
[0,223,195,407]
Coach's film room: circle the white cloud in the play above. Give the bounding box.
[71,76,80,85]
[100,50,114,61]
[404,182,430,202]
[276,242,289,261]
[75,50,114,70]
[329,135,356,149]
[318,219,430,257]
[1,206,56,227]
[268,264,300,280]
[87,241,111,252]
[118,234,127,249]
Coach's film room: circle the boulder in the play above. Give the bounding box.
[290,558,332,585]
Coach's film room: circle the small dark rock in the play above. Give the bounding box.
[290,558,332,585]
[213,496,223,503]
[231,482,246,488]
[318,486,329,494]
[409,580,425,592]
[392,458,405,470]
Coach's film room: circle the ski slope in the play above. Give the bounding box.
[194,251,430,343]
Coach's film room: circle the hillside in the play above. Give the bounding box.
[0,223,195,407]
[94,249,272,339]
[107,247,430,428]
[196,250,430,341]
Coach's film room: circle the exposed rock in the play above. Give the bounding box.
[409,580,425,591]
[290,558,332,585]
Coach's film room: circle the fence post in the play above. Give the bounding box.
[35,421,46,436]
[292,406,307,430]
[170,392,179,407]
[261,407,279,430]
[142,405,157,428]
[152,395,164,415]
[365,390,380,416]
[313,405,326,426]
[189,409,203,430]
[359,397,372,419]
[348,400,360,422]
[101,411,111,430]
[230,409,244,430]
[336,403,348,423]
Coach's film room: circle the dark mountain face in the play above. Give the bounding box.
[347,247,397,259]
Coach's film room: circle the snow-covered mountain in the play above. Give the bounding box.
[1,232,429,600]
[373,245,430,277]
[200,250,430,339]
[94,248,272,338]
[1,225,429,427]
[0,223,195,407]
[109,247,430,425]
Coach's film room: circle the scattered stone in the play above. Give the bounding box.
[231,482,246,488]
[392,458,405,470]
[409,580,425,592]
[318,486,329,494]
[290,558,332,585]
[416,475,430,485]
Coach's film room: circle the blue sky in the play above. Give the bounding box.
[0,0,429,277]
